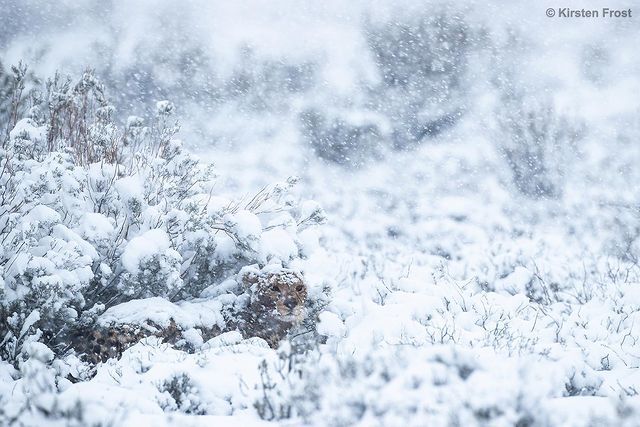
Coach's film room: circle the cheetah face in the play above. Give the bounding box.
[245,270,308,322]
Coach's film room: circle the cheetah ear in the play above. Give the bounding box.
[288,271,305,286]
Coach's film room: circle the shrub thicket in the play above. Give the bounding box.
[0,66,324,371]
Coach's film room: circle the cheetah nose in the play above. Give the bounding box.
[284,298,297,310]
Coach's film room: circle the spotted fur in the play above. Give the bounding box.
[69,269,308,365]
[69,324,146,365]
[238,269,308,347]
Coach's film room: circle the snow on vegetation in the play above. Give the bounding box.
[1,1,640,426]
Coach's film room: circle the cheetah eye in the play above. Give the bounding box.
[296,285,304,292]
[271,285,280,292]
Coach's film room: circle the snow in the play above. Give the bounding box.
[22,205,62,227]
[99,297,226,330]
[227,210,262,246]
[495,266,534,295]
[52,224,100,261]
[114,175,145,204]
[121,229,173,274]
[260,229,298,262]
[316,311,345,338]
[9,118,45,142]
[121,412,270,427]
[2,1,640,426]
[77,213,116,241]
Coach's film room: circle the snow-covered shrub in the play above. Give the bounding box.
[0,67,325,369]
[300,107,390,167]
[0,341,96,426]
[224,48,316,113]
[487,30,585,200]
[0,62,37,142]
[255,346,553,426]
[118,229,183,299]
[254,343,319,421]
[301,7,473,165]
[365,9,471,148]
[494,96,584,199]
[606,204,640,263]
[157,373,206,415]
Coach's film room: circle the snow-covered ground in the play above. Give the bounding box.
[1,1,640,425]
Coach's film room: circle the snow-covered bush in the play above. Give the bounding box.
[224,48,316,113]
[298,8,473,166]
[0,67,325,373]
[487,30,585,200]
[254,343,319,421]
[606,204,640,263]
[0,61,39,144]
[256,346,555,426]
[300,107,389,167]
[0,341,95,426]
[157,373,206,415]
[365,9,471,148]
[494,95,584,199]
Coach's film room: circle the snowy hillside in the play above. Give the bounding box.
[1,1,639,426]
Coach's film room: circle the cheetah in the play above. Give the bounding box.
[238,268,308,348]
[68,268,308,365]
